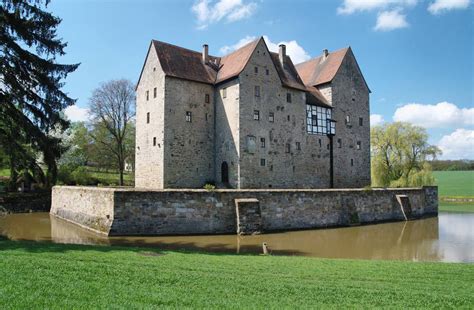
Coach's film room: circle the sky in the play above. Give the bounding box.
[49,0,473,160]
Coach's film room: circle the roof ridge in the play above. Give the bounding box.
[152,39,218,59]
[220,37,260,59]
[295,46,350,66]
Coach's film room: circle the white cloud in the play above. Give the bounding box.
[374,9,409,31]
[337,0,417,15]
[192,0,257,29]
[393,102,474,128]
[428,0,471,14]
[437,129,474,159]
[370,114,385,126]
[64,105,90,122]
[219,35,256,54]
[219,35,311,64]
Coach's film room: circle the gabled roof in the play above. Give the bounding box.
[215,39,259,83]
[269,52,307,91]
[295,47,349,86]
[305,86,331,108]
[152,40,219,84]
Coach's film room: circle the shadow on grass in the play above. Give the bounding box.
[0,237,305,257]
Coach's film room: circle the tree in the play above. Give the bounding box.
[0,0,79,188]
[88,79,135,185]
[371,122,441,187]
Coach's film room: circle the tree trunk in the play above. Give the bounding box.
[8,152,17,191]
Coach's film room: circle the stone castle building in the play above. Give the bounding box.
[135,37,371,189]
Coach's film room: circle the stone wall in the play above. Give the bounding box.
[51,186,438,236]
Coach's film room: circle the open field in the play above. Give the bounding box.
[0,238,472,308]
[433,171,474,197]
[439,203,474,213]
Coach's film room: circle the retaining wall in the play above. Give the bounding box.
[50,186,438,236]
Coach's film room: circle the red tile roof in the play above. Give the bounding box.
[215,39,259,83]
[295,47,349,87]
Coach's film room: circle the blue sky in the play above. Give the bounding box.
[49,0,473,159]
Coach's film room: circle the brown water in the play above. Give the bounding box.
[0,212,473,262]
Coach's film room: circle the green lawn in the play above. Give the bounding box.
[0,168,9,178]
[433,171,474,197]
[439,203,474,213]
[0,239,472,308]
[87,169,134,186]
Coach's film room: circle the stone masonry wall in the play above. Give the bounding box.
[330,49,371,188]
[163,77,215,188]
[51,186,438,236]
[135,45,166,189]
[238,39,331,189]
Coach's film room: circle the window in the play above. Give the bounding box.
[205,94,210,103]
[337,139,342,148]
[260,158,266,166]
[186,111,192,122]
[351,158,354,166]
[269,112,274,122]
[146,91,149,101]
[253,110,260,120]
[345,115,351,125]
[306,105,333,135]
[357,141,361,150]
[255,85,260,97]
[286,143,291,153]
[153,67,156,71]
[270,164,273,171]
[146,112,150,124]
[205,113,208,122]
[153,137,156,146]
[359,117,363,126]
[266,69,269,75]
[260,138,265,148]
[254,66,258,74]
[287,115,290,121]
[286,93,292,103]
[222,88,227,98]
[318,139,322,147]
[296,142,301,150]
[153,87,157,98]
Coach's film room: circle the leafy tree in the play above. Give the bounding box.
[0,0,79,188]
[371,122,441,187]
[88,79,135,185]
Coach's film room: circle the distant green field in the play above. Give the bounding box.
[439,203,474,213]
[433,171,474,197]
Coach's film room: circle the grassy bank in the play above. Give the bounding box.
[433,170,474,197]
[0,239,472,308]
[439,203,474,213]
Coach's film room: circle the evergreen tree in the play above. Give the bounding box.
[0,0,79,187]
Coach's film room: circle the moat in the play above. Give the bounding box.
[1,212,472,263]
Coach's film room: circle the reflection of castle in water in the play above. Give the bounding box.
[2,212,472,262]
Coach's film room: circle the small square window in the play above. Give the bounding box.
[255,86,260,97]
[337,139,342,148]
[296,142,301,150]
[146,112,150,124]
[253,110,260,120]
[359,117,363,126]
[286,143,291,153]
[186,111,192,122]
[260,138,265,148]
[286,93,292,103]
[205,94,210,103]
[222,88,227,98]
[266,69,269,75]
[153,87,157,98]
[254,66,258,74]
[146,91,149,101]
[357,141,361,150]
[260,158,266,166]
[153,67,156,71]
[269,112,274,122]
[153,137,156,146]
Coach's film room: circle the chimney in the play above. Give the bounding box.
[202,44,209,63]
[322,49,329,60]
[279,44,286,65]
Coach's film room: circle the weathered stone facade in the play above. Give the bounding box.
[135,37,370,189]
[50,186,438,236]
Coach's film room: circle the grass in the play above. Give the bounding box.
[87,169,134,186]
[433,170,474,197]
[0,239,473,308]
[439,203,474,213]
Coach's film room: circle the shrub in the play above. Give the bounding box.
[204,183,216,191]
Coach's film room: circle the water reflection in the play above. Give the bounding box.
[0,212,473,262]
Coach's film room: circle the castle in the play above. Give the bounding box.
[135,37,371,189]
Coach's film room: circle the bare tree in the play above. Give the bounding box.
[89,79,135,186]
